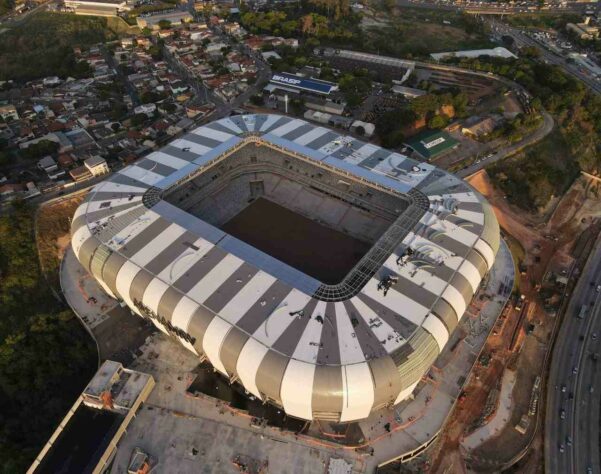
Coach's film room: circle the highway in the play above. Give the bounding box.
[390,4,601,96]
[489,20,601,96]
[395,0,590,15]
[546,235,601,474]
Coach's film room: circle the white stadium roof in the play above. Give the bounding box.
[71,114,499,422]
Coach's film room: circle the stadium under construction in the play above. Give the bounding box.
[70,114,500,423]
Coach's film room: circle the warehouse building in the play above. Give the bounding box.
[404,129,460,161]
[63,0,129,16]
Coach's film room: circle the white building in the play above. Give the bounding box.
[64,0,129,16]
[0,104,19,121]
[350,120,375,138]
[134,103,157,117]
[391,85,427,99]
[84,156,110,177]
[136,11,193,29]
[42,76,62,87]
[431,47,517,61]
[569,53,601,78]
[261,51,282,61]
[70,114,500,424]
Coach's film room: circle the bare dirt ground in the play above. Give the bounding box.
[36,195,85,285]
[221,197,371,284]
[430,171,601,473]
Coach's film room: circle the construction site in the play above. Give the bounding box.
[427,170,601,473]
[24,113,520,473]
[28,113,601,473]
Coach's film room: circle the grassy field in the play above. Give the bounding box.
[0,12,128,81]
[362,7,494,58]
[487,132,580,212]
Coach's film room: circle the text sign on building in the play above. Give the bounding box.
[270,73,335,95]
[422,137,445,149]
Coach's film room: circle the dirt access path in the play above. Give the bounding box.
[430,170,601,473]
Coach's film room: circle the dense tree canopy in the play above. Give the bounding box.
[446,55,601,176]
[0,0,13,15]
[338,69,372,108]
[375,90,467,147]
[0,13,119,82]
[0,203,96,472]
[19,140,59,161]
[240,4,361,44]
[449,55,600,210]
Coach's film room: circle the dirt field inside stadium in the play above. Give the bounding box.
[221,197,372,284]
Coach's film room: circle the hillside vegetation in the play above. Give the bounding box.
[445,55,601,210]
[0,12,123,81]
[488,132,580,211]
[363,7,493,58]
[0,203,96,472]
[0,0,13,15]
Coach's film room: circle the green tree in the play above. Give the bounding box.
[131,113,149,126]
[0,0,14,15]
[339,69,372,108]
[0,203,96,472]
[0,13,119,82]
[19,140,59,160]
[250,94,264,106]
[410,94,440,117]
[428,114,448,129]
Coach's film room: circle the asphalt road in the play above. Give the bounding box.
[212,43,272,119]
[0,0,51,27]
[161,27,271,120]
[456,108,553,178]
[395,0,589,15]
[546,235,601,474]
[384,6,601,96]
[489,20,601,96]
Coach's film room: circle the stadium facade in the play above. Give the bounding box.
[71,114,499,423]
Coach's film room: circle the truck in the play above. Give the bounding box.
[578,305,588,320]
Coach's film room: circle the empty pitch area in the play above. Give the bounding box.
[165,144,407,285]
[221,197,371,284]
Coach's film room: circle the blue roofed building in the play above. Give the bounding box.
[264,72,344,115]
[267,72,338,96]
